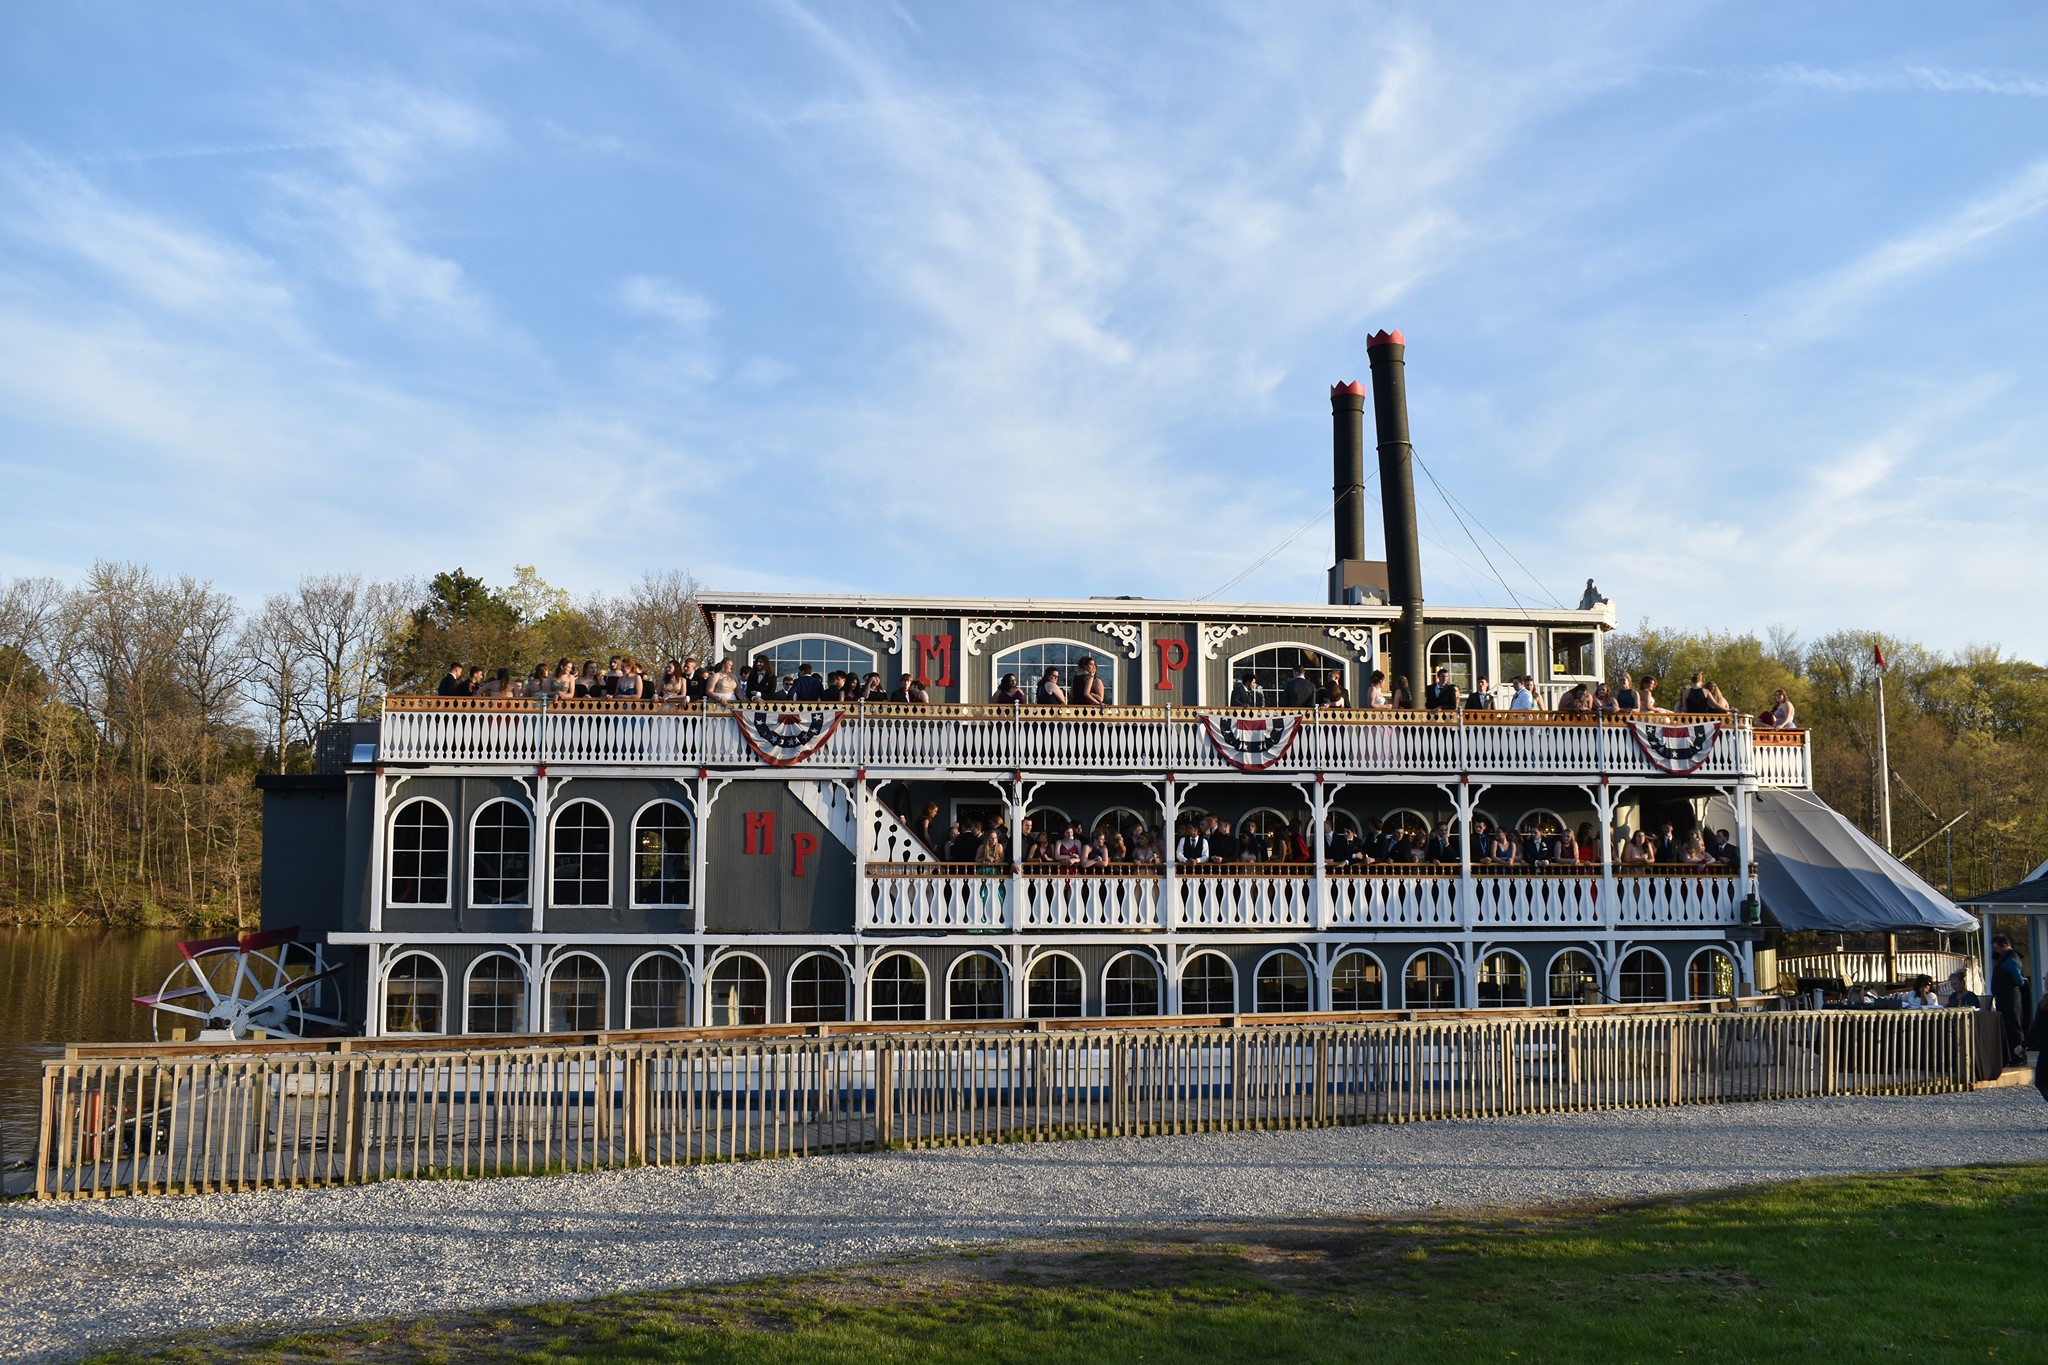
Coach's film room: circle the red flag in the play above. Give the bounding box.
[1873,644,1887,671]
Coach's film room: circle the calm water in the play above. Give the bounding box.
[0,929,185,1175]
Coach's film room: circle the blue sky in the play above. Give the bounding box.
[3,2,2045,656]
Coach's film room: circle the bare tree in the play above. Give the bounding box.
[613,570,713,668]
[242,595,311,772]
[285,574,410,727]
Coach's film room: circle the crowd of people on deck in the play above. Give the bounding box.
[906,800,1742,874]
[432,653,1797,730]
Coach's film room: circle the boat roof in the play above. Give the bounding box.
[695,590,1617,629]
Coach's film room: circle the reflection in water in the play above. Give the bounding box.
[0,929,184,1172]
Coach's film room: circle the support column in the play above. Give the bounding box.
[1304,777,1330,932]
[1591,780,1617,933]
[363,941,384,1038]
[853,774,871,940]
[1158,779,1185,933]
[367,769,393,933]
[527,943,546,1033]
[530,771,553,935]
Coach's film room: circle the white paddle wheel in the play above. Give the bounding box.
[134,927,346,1042]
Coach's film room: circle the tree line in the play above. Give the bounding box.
[0,565,2040,928]
[0,564,709,927]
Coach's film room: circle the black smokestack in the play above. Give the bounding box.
[1367,329,1425,689]
[1330,380,1368,568]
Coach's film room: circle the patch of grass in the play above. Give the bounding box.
[83,1164,2047,1363]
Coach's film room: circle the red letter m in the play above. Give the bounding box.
[914,633,955,688]
[744,811,775,855]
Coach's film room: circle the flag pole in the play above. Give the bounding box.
[1874,643,1893,852]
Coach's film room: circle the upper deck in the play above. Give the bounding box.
[377,698,1812,787]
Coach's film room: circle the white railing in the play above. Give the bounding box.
[1778,951,1982,992]
[1176,872,1316,928]
[1017,871,1163,930]
[1326,873,1462,928]
[858,865,1746,933]
[864,869,1008,931]
[378,700,1809,786]
[1613,872,1744,926]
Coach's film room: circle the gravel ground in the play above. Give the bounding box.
[4,1087,2044,1363]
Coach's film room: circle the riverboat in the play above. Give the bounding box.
[244,332,1956,1041]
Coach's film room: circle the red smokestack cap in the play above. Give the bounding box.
[1330,380,1367,397]
[1366,329,1405,349]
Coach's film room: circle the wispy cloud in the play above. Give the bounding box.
[1760,63,2048,99]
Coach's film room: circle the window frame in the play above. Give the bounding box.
[1179,951,1238,1015]
[382,950,448,1035]
[1546,949,1601,1006]
[1402,949,1459,1010]
[1222,642,1349,703]
[543,950,610,1033]
[867,951,929,1023]
[462,949,530,1035]
[1548,629,1600,682]
[1426,630,1478,693]
[991,637,1120,705]
[787,951,851,1024]
[748,633,880,688]
[1617,948,1671,1004]
[1685,947,1738,1001]
[387,797,454,910]
[1102,951,1162,1017]
[467,799,533,910]
[550,798,615,909]
[628,798,695,909]
[1252,949,1312,1014]
[706,951,770,1027]
[946,950,1010,1021]
[625,950,691,1030]
[1330,950,1385,1012]
[1025,950,1086,1019]
[1476,950,1531,1008]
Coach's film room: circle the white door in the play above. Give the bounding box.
[1490,630,1535,705]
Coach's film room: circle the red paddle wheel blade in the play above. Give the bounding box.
[176,935,241,959]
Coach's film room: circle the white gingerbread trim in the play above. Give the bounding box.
[717,613,771,658]
[962,619,1012,658]
[1092,622,1142,659]
[853,616,903,656]
[1325,625,1377,659]
[1199,623,1249,660]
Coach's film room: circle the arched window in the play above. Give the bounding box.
[993,640,1117,703]
[1547,950,1600,1005]
[1103,952,1160,1017]
[389,799,451,907]
[1380,808,1431,839]
[1225,644,1347,702]
[1027,954,1084,1018]
[627,953,689,1029]
[1617,949,1669,1004]
[384,952,445,1034]
[546,953,608,1032]
[751,635,878,685]
[1404,951,1458,1009]
[552,801,612,907]
[869,953,927,1022]
[631,802,693,907]
[1687,949,1737,1001]
[1091,808,1150,844]
[1253,951,1311,1013]
[464,952,527,1033]
[1331,952,1384,1011]
[708,955,768,1026]
[1180,952,1237,1015]
[789,953,850,1023]
[1238,807,1308,844]
[1477,952,1529,1008]
[1516,809,1567,837]
[1427,631,1476,693]
[948,953,1008,1020]
[469,800,531,907]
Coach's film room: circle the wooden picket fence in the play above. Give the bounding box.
[33,1005,1973,1200]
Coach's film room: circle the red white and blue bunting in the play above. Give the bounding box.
[1625,719,1722,775]
[1200,713,1303,771]
[734,709,844,766]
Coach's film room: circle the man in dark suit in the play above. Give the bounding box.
[791,663,825,702]
[1424,668,1460,710]
[1280,665,1317,708]
[1465,676,1495,709]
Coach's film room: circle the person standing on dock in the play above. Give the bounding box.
[1990,935,2028,1065]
